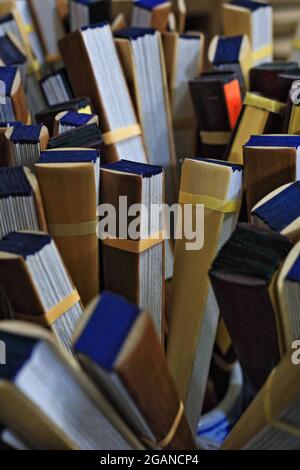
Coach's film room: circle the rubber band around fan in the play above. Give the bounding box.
[252,43,273,63]
[179,191,241,213]
[48,220,98,237]
[142,401,184,449]
[102,230,164,254]
[244,92,285,115]
[14,289,81,326]
[200,131,231,145]
[103,124,142,145]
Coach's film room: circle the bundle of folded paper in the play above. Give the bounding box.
[0,0,299,451]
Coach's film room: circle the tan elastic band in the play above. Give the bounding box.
[25,23,34,34]
[30,59,41,72]
[244,92,285,115]
[264,369,300,438]
[179,191,241,213]
[46,53,61,63]
[288,105,300,133]
[252,43,273,63]
[79,105,92,114]
[15,289,81,326]
[102,230,164,254]
[103,124,142,146]
[200,131,232,145]
[48,220,98,237]
[293,39,300,50]
[142,401,184,449]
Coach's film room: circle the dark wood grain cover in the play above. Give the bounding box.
[0,256,45,318]
[210,272,281,393]
[100,169,142,304]
[116,313,196,450]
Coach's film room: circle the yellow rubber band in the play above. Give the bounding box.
[288,105,300,133]
[264,369,300,438]
[79,105,92,114]
[15,289,81,326]
[252,43,273,63]
[25,23,34,34]
[103,124,142,146]
[179,191,241,213]
[244,92,285,115]
[46,54,61,63]
[293,39,300,50]
[28,59,41,74]
[142,401,184,449]
[200,130,232,145]
[48,220,98,237]
[102,230,164,254]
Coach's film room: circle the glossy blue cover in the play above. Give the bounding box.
[0,331,37,380]
[288,256,300,282]
[101,159,162,178]
[0,232,52,258]
[193,157,243,172]
[39,149,99,163]
[135,0,166,11]
[253,182,300,232]
[230,0,269,11]
[60,111,95,127]
[0,66,18,95]
[0,35,26,66]
[0,167,32,199]
[74,292,141,371]
[11,125,42,144]
[245,135,300,148]
[115,27,155,39]
[214,36,243,65]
